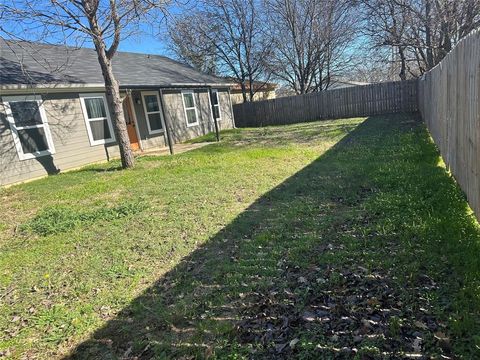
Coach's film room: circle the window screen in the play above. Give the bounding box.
[79,94,115,146]
[3,97,55,160]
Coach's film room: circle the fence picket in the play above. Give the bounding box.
[418,29,480,221]
[233,79,418,127]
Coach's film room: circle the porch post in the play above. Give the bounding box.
[159,89,174,155]
[208,87,220,142]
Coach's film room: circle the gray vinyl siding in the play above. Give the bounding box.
[0,93,119,186]
[161,88,234,143]
[162,89,211,143]
[0,87,235,186]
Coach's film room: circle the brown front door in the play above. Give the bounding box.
[122,96,140,151]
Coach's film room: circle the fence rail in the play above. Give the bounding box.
[233,80,418,127]
[419,28,480,221]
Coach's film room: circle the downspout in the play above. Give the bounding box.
[159,89,174,155]
[208,87,220,142]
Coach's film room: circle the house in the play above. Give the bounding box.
[228,79,277,104]
[0,39,235,186]
[328,80,371,90]
[275,86,297,98]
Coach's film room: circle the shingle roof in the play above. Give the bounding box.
[0,39,231,88]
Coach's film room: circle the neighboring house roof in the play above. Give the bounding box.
[275,86,296,98]
[223,77,277,93]
[328,80,371,89]
[0,39,232,90]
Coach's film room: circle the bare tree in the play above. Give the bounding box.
[402,0,480,72]
[266,0,358,94]
[168,13,218,74]
[362,0,411,80]
[312,0,359,91]
[167,0,273,103]
[1,0,171,169]
[346,47,400,83]
[362,0,480,79]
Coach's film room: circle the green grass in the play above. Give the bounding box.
[0,114,479,359]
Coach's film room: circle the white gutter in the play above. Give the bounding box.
[168,83,236,87]
[0,83,106,95]
[0,82,236,96]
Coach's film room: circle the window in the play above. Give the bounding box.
[211,89,221,121]
[79,93,115,146]
[2,95,55,160]
[182,91,199,127]
[141,91,164,134]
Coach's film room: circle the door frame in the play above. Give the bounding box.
[125,92,143,151]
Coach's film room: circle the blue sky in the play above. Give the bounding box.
[117,4,187,55]
[96,9,183,56]
[0,1,186,57]
[66,14,176,56]
[120,40,167,55]
[108,30,169,55]
[1,20,172,56]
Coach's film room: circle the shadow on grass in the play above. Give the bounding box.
[67,114,480,359]
[73,165,124,174]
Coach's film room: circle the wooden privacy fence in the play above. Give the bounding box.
[233,80,418,127]
[418,28,480,221]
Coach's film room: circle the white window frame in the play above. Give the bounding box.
[141,91,165,135]
[211,89,222,121]
[79,93,116,146]
[181,90,199,127]
[2,95,56,161]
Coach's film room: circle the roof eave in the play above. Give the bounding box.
[170,82,235,87]
[119,83,235,89]
[0,83,106,95]
[0,82,235,96]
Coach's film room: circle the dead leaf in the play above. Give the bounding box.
[414,320,428,330]
[301,311,316,322]
[367,297,380,306]
[123,346,133,358]
[205,345,213,358]
[298,276,307,284]
[275,343,287,353]
[412,337,422,352]
[289,338,299,348]
[434,331,451,351]
[0,349,11,357]
[434,332,449,341]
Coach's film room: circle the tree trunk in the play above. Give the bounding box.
[94,42,135,168]
[398,46,407,81]
[240,81,248,103]
[299,75,306,94]
[425,0,434,70]
[248,75,255,102]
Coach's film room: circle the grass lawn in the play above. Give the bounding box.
[0,114,479,359]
